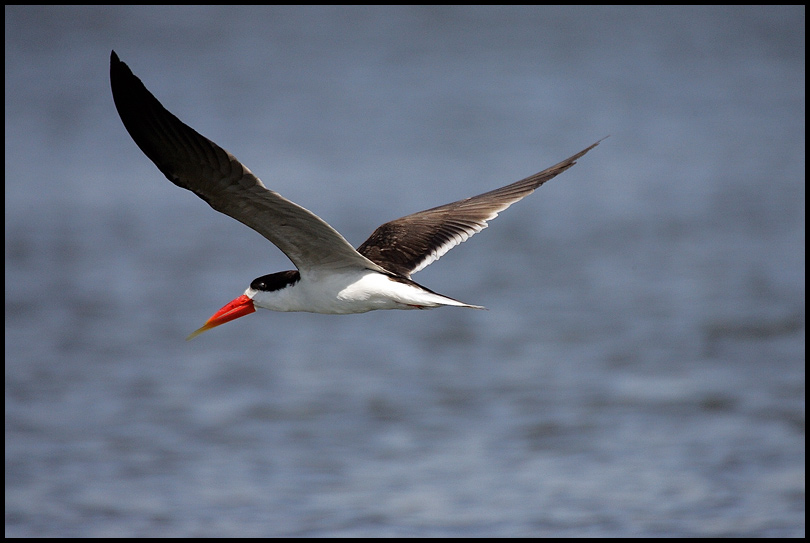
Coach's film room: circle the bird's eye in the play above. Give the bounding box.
[250,277,268,290]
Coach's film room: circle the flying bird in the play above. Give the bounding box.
[109,51,601,339]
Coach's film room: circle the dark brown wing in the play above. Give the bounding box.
[357,140,602,277]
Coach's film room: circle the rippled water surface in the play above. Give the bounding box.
[5,5,804,537]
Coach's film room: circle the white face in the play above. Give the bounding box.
[244,270,303,311]
[245,282,303,313]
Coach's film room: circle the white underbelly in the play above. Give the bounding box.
[301,271,470,314]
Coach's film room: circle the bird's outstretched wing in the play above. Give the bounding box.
[110,51,385,275]
[357,140,602,277]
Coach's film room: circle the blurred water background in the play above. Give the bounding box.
[5,5,804,537]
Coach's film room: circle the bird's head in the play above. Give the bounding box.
[186,270,301,339]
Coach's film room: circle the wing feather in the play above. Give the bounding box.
[110,51,384,274]
[357,140,602,277]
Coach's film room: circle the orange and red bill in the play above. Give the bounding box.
[186,294,255,340]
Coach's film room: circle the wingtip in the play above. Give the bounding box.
[586,135,609,152]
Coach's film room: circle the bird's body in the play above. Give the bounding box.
[250,268,481,314]
[109,51,601,338]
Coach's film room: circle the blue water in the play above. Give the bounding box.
[5,5,804,537]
